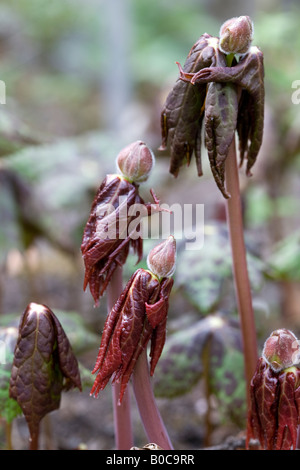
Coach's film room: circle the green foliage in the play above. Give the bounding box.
[0,328,22,423]
[131,0,219,84]
[246,187,299,227]
[176,224,266,314]
[254,10,300,96]
[153,323,205,398]
[154,314,246,426]
[208,328,246,425]
[266,231,300,281]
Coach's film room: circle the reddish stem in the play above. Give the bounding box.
[132,349,173,450]
[29,429,39,450]
[225,136,258,406]
[107,266,134,450]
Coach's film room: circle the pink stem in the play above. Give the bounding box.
[107,266,134,450]
[225,136,258,407]
[132,349,173,450]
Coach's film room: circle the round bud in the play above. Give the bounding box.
[147,236,176,279]
[262,329,300,373]
[116,140,155,183]
[219,16,254,55]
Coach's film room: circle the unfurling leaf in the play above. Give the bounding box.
[91,238,175,403]
[247,329,300,450]
[9,303,81,448]
[91,269,173,403]
[81,141,161,306]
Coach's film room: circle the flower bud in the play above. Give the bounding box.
[262,329,300,372]
[147,236,176,279]
[116,140,155,183]
[219,16,253,55]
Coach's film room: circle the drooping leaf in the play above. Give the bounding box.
[204,79,239,198]
[159,34,215,177]
[179,45,265,179]
[81,174,143,305]
[81,172,164,305]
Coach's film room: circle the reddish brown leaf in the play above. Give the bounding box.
[247,355,300,450]
[163,25,265,198]
[91,270,174,403]
[9,303,81,447]
[182,46,265,177]
[159,34,216,177]
[81,174,160,305]
[276,369,299,450]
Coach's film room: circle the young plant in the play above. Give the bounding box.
[247,329,300,450]
[81,141,174,449]
[81,140,159,306]
[9,302,82,450]
[91,237,176,449]
[159,15,264,405]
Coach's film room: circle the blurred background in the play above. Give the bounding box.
[0,0,300,450]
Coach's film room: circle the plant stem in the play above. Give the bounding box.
[132,349,173,450]
[296,425,300,449]
[107,266,134,450]
[29,429,39,450]
[225,136,258,406]
[5,421,13,450]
